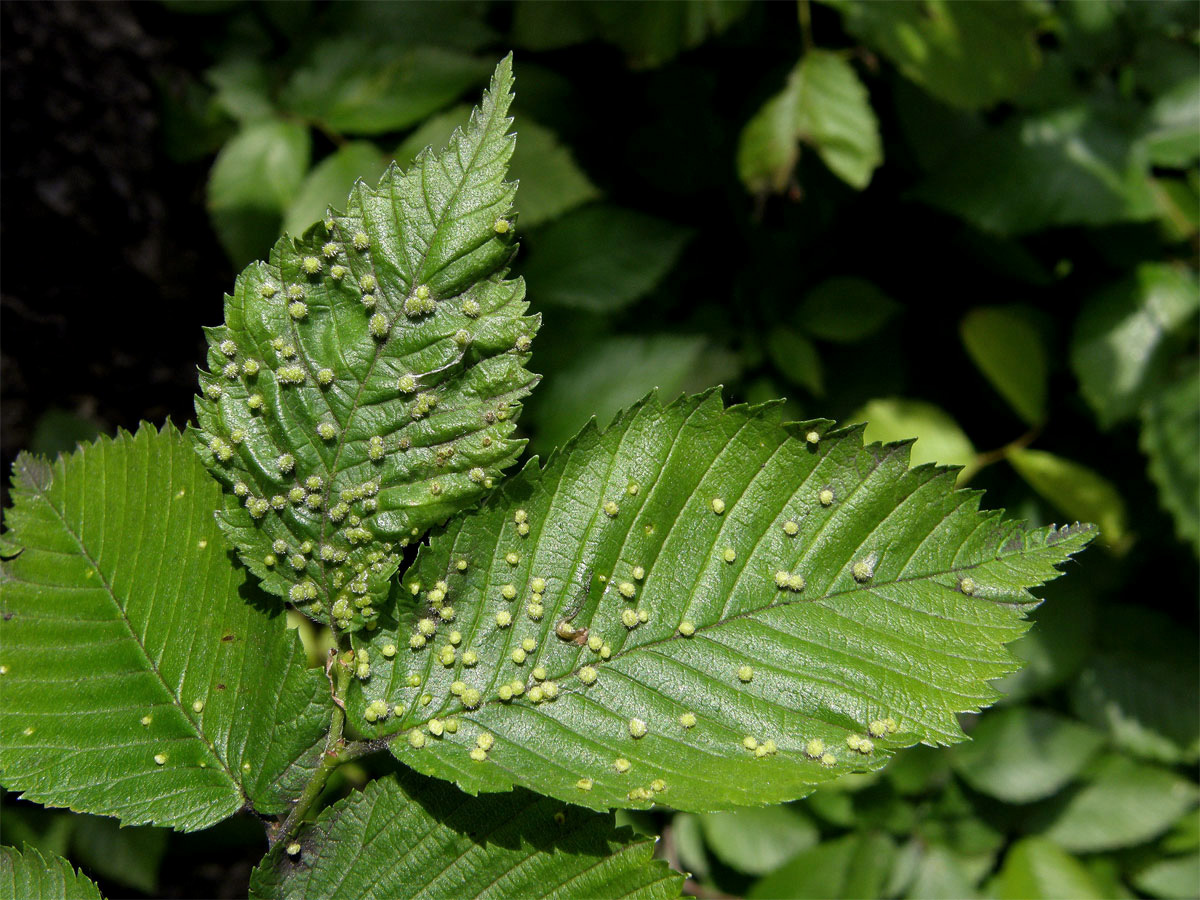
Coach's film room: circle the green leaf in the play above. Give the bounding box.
[671,813,710,881]
[511,0,750,69]
[698,806,818,876]
[951,708,1104,804]
[208,120,312,268]
[194,58,539,629]
[526,334,710,456]
[507,121,601,229]
[1140,76,1200,168]
[910,102,1158,236]
[993,837,1106,900]
[283,42,490,136]
[853,399,975,475]
[1071,264,1199,428]
[766,328,823,395]
[395,108,599,229]
[1008,449,1129,552]
[1039,755,1199,853]
[521,205,693,312]
[70,816,166,895]
[1070,607,1199,766]
[903,845,979,900]
[206,57,275,123]
[746,832,896,900]
[1141,360,1200,554]
[796,277,899,343]
[1133,853,1200,900]
[0,845,103,900]
[737,50,882,193]
[248,771,683,900]
[0,426,330,831]
[960,307,1047,425]
[347,392,1094,812]
[821,0,1040,110]
[281,142,388,240]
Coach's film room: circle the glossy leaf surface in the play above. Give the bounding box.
[0,426,329,831]
[346,392,1093,812]
[194,58,538,630]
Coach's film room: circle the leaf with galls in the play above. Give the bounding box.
[347,391,1094,813]
[194,57,538,629]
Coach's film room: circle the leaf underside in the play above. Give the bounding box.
[0,845,104,900]
[194,56,538,631]
[0,425,330,831]
[249,770,683,900]
[346,391,1094,813]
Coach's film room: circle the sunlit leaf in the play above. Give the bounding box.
[0,426,329,831]
[346,392,1094,812]
[207,120,312,267]
[738,50,882,193]
[195,58,538,629]
[1071,263,1199,428]
[396,108,599,229]
[1008,449,1129,552]
[853,398,975,476]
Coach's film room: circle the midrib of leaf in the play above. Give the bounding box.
[195,56,536,632]
[341,393,1091,812]
[22,445,243,794]
[376,406,1005,737]
[2,425,330,830]
[316,114,501,564]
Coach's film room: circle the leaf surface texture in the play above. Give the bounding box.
[0,426,329,830]
[249,770,683,900]
[194,57,538,630]
[347,392,1094,812]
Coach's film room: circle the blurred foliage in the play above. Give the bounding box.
[5,0,1196,896]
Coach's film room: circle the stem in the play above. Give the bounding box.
[960,424,1041,485]
[270,648,353,848]
[797,0,814,52]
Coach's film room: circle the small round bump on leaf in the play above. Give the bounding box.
[737,665,754,683]
[819,488,835,507]
[711,497,726,515]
